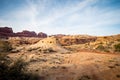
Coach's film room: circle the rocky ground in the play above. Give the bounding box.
[0,33,120,80]
[8,51,120,80]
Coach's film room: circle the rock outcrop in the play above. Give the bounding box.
[16,30,37,37]
[8,37,41,47]
[57,35,97,46]
[0,27,15,38]
[27,37,69,53]
[0,27,13,33]
[0,27,47,38]
[38,32,47,38]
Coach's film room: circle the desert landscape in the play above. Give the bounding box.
[0,0,120,80]
[0,27,120,80]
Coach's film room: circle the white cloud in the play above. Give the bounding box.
[36,0,96,27]
[0,0,120,35]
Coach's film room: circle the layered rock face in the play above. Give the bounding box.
[8,37,42,47]
[0,27,47,38]
[57,35,97,46]
[0,27,15,38]
[0,27,13,33]
[0,27,97,46]
[16,30,37,37]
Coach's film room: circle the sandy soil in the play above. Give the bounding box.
[8,51,120,80]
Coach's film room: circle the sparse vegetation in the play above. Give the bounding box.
[61,34,120,53]
[117,39,120,42]
[0,53,40,80]
[0,40,12,52]
[79,75,91,80]
[0,34,120,80]
[114,43,120,52]
[96,45,105,50]
[95,44,109,52]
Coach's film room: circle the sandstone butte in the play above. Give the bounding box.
[0,27,47,38]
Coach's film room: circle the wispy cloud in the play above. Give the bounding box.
[36,0,96,26]
[0,0,120,35]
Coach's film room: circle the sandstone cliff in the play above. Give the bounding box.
[0,27,47,38]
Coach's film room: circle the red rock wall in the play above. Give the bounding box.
[0,27,47,38]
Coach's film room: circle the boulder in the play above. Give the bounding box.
[38,32,47,38]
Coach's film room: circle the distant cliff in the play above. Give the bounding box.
[0,27,47,38]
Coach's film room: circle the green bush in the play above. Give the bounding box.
[114,43,120,52]
[0,53,40,80]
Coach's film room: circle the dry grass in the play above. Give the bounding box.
[0,39,12,52]
[64,34,120,53]
[0,53,41,80]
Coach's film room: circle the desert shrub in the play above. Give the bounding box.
[0,53,40,80]
[103,36,108,39]
[78,75,91,80]
[0,40,12,52]
[96,45,105,50]
[96,45,109,52]
[117,39,120,42]
[99,42,103,44]
[114,43,120,52]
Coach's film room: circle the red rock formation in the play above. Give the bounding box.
[8,37,42,46]
[38,32,47,38]
[0,27,47,38]
[58,35,97,46]
[16,30,37,37]
[0,27,13,33]
[0,27,15,38]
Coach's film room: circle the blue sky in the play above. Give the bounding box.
[0,0,120,36]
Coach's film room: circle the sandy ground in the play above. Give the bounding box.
[8,51,120,80]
